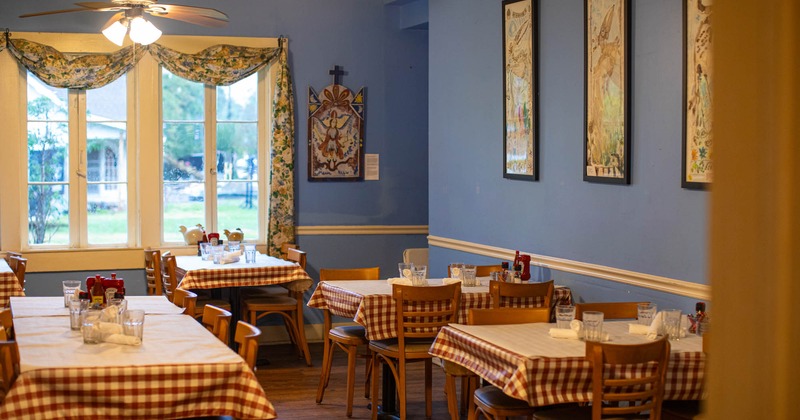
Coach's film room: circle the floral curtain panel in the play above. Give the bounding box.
[267,43,296,257]
[4,35,296,253]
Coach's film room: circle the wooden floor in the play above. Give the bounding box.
[256,342,453,419]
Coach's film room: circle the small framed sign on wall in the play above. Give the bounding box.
[583,0,630,185]
[502,0,539,181]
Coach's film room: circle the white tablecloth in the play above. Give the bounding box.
[10,295,185,318]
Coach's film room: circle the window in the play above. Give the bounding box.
[161,69,264,243]
[26,72,130,246]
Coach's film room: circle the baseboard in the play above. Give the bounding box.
[428,235,710,300]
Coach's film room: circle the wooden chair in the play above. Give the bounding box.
[0,340,19,397]
[241,244,303,299]
[235,320,261,370]
[370,283,462,420]
[0,309,14,341]
[465,307,551,420]
[534,336,671,420]
[448,264,503,278]
[7,256,27,291]
[281,243,299,260]
[490,280,554,313]
[201,304,233,346]
[315,266,381,417]
[143,249,164,296]
[162,254,230,319]
[402,248,428,269]
[173,288,198,316]
[242,248,312,366]
[575,302,648,321]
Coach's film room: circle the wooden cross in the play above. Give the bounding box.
[329,65,345,85]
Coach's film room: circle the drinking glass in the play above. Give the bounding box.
[123,309,146,341]
[556,305,576,329]
[411,265,428,286]
[200,242,211,260]
[211,245,225,264]
[81,309,103,344]
[69,298,88,331]
[62,280,82,307]
[244,244,257,263]
[663,309,682,340]
[449,263,463,279]
[583,311,604,342]
[637,303,657,326]
[461,264,478,287]
[398,262,414,279]
[228,240,241,252]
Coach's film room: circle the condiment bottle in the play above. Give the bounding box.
[500,262,510,282]
[90,274,105,307]
[512,264,523,284]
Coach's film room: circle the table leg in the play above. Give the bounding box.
[377,362,399,418]
[229,286,241,351]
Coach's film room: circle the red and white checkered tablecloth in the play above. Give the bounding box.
[0,260,25,308]
[0,314,276,419]
[429,321,706,407]
[306,280,573,341]
[176,254,313,292]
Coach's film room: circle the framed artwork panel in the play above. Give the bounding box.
[503,0,539,181]
[584,0,630,185]
[682,0,713,189]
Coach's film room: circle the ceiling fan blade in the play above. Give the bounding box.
[19,8,93,18]
[147,4,229,27]
[101,12,126,30]
[74,2,128,12]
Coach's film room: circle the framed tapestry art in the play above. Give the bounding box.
[682,0,713,189]
[502,0,539,181]
[308,66,365,181]
[584,0,630,184]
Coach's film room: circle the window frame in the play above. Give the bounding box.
[0,32,278,260]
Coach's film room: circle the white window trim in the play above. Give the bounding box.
[0,32,279,270]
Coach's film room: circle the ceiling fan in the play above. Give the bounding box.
[20,1,229,46]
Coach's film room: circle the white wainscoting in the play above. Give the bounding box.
[427,235,710,300]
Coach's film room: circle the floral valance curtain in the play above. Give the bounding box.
[6,38,147,89]
[2,35,296,254]
[148,43,280,86]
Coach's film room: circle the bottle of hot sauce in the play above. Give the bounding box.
[90,274,105,308]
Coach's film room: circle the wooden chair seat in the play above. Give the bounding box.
[661,400,703,419]
[474,385,536,415]
[242,291,311,366]
[368,337,437,357]
[315,266,380,417]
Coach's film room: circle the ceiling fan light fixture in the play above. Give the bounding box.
[102,19,128,46]
[128,16,162,45]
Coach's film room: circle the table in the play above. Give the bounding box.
[307,279,573,341]
[306,279,573,415]
[429,321,706,407]
[0,313,276,419]
[176,253,313,345]
[10,296,185,318]
[0,259,25,308]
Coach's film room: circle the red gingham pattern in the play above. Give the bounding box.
[0,271,25,308]
[429,326,706,407]
[0,363,276,419]
[307,282,573,341]
[177,258,313,291]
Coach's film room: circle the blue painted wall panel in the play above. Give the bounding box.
[429,0,708,312]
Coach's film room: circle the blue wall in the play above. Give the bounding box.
[428,0,708,312]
